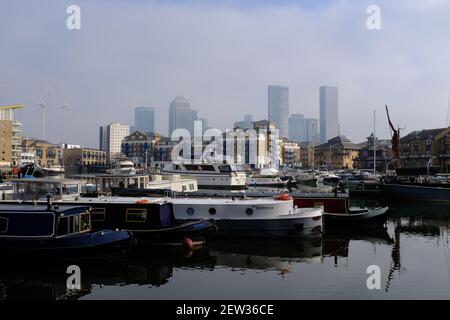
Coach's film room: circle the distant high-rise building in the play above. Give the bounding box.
[319,86,339,143]
[234,115,253,129]
[268,86,289,138]
[134,107,155,133]
[199,118,209,133]
[288,114,305,142]
[289,114,319,143]
[169,95,198,136]
[305,118,319,143]
[99,126,107,151]
[99,123,130,162]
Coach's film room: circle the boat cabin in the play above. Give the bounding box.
[0,204,91,239]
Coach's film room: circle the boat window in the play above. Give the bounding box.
[57,217,69,236]
[80,213,91,232]
[245,208,253,216]
[218,165,231,173]
[91,208,106,221]
[0,217,8,233]
[186,207,194,216]
[72,216,80,233]
[189,184,195,190]
[185,164,199,171]
[209,208,216,215]
[200,165,215,171]
[126,208,147,223]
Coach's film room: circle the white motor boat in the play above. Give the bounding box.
[170,195,323,238]
[246,168,288,187]
[159,162,247,190]
[108,160,137,175]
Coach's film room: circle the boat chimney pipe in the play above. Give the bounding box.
[47,194,53,211]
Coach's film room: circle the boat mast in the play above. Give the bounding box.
[374,109,376,173]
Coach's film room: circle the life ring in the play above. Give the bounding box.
[136,199,151,204]
[274,194,292,201]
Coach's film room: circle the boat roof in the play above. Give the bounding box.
[0,203,90,214]
[7,178,82,184]
[169,197,291,205]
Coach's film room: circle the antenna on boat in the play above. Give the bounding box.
[47,194,53,210]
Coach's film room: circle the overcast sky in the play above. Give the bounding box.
[1,0,450,147]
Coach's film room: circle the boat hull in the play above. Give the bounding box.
[131,220,216,247]
[204,214,322,238]
[324,207,391,227]
[0,230,133,260]
[383,183,450,203]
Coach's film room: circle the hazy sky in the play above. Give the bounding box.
[1,0,450,147]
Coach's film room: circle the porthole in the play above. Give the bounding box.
[209,207,216,215]
[245,208,253,216]
[187,207,194,216]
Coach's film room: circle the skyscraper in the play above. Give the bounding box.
[134,107,155,133]
[234,115,253,129]
[288,114,305,142]
[268,85,289,138]
[305,118,319,143]
[319,86,339,142]
[169,95,198,136]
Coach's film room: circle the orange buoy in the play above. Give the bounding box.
[183,237,193,250]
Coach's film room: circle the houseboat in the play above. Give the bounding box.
[170,195,323,238]
[0,200,133,260]
[4,178,216,247]
[157,162,247,190]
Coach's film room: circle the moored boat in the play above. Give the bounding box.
[292,193,391,226]
[0,201,133,260]
[170,195,323,238]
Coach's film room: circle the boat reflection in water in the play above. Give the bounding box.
[0,224,395,300]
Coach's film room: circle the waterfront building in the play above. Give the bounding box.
[99,123,130,162]
[134,107,155,133]
[121,131,164,165]
[154,137,178,162]
[63,147,107,175]
[169,95,198,136]
[354,134,392,172]
[314,136,359,170]
[0,120,12,165]
[234,115,253,130]
[319,86,339,143]
[280,139,301,167]
[268,86,289,138]
[253,120,281,168]
[299,141,316,169]
[21,138,61,167]
[399,127,448,170]
[0,106,22,166]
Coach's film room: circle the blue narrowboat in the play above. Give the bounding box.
[0,201,133,260]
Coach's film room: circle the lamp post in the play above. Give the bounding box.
[427,156,438,176]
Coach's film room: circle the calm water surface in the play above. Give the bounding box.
[1,200,450,300]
